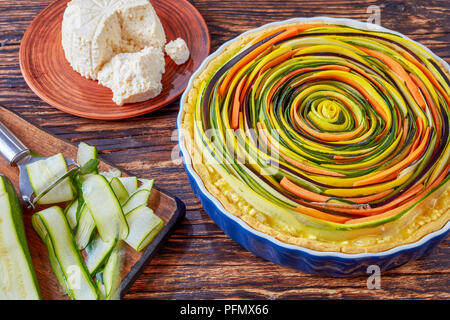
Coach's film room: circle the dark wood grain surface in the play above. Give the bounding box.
[1,0,449,299]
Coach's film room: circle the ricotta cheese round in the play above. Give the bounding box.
[62,0,166,80]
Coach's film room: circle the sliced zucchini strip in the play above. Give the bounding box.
[109,177,129,205]
[138,178,155,192]
[45,234,68,294]
[0,175,41,300]
[32,206,98,300]
[103,249,121,300]
[95,276,106,300]
[85,236,118,276]
[122,179,155,214]
[118,177,138,195]
[64,199,78,230]
[77,142,98,170]
[125,205,164,252]
[82,175,129,241]
[122,189,151,214]
[100,168,122,179]
[26,153,74,205]
[74,204,96,250]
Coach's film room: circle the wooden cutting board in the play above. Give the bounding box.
[0,105,186,300]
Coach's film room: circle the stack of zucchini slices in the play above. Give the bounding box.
[31,142,163,300]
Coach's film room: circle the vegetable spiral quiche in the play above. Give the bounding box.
[181,20,450,253]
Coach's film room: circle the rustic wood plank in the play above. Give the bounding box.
[0,0,449,300]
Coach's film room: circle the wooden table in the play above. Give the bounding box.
[0,0,449,299]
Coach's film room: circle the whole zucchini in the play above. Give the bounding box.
[0,175,41,300]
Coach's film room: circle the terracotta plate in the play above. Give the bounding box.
[19,0,210,120]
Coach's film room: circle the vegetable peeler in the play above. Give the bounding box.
[0,121,79,208]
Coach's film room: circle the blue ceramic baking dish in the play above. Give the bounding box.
[177,17,450,276]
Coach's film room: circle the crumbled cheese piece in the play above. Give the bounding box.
[97,46,165,106]
[62,0,166,80]
[165,38,190,65]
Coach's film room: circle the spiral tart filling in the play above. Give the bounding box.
[182,21,450,253]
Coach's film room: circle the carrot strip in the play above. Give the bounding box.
[358,47,426,109]
[409,73,441,144]
[399,117,409,147]
[333,184,425,216]
[375,171,399,183]
[294,205,350,223]
[353,127,430,187]
[400,51,450,106]
[293,110,365,142]
[258,49,296,76]
[219,24,328,96]
[344,197,417,224]
[250,26,293,45]
[339,62,387,94]
[219,27,299,96]
[360,119,410,171]
[231,75,248,129]
[291,65,351,74]
[280,151,345,177]
[257,123,345,177]
[346,166,448,225]
[343,189,393,204]
[264,65,350,111]
[409,117,424,152]
[280,177,330,202]
[427,165,450,189]
[291,73,390,127]
[240,76,252,107]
